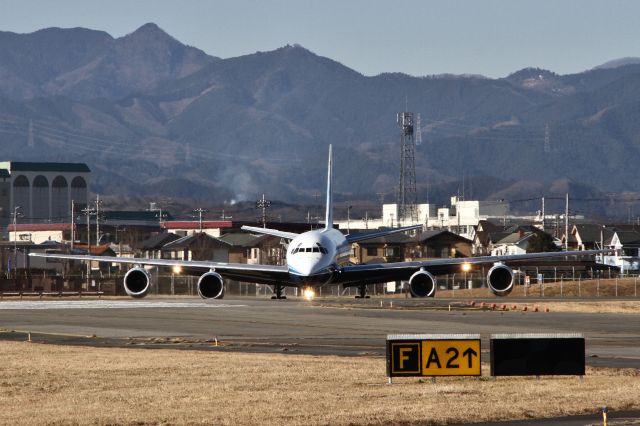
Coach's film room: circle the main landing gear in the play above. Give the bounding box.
[355,284,370,299]
[271,284,287,299]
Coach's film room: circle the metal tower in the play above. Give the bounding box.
[397,112,418,225]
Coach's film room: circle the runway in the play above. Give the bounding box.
[0,300,246,310]
[0,297,638,367]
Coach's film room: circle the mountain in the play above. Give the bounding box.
[1,24,640,218]
[594,57,640,70]
[0,23,217,100]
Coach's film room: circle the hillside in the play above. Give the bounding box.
[1,24,640,217]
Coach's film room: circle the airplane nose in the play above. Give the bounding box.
[290,258,323,276]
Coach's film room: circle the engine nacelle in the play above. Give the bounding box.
[197,272,225,299]
[408,270,436,298]
[123,267,152,298]
[487,263,514,296]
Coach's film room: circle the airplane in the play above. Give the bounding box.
[31,145,608,300]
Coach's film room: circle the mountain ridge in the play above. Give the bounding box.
[1,24,639,218]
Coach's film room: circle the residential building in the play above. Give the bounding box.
[160,233,230,262]
[604,230,640,273]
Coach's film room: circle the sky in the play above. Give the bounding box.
[1,0,639,78]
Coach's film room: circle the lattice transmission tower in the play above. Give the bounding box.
[397,112,418,225]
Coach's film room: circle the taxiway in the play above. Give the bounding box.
[0,296,638,368]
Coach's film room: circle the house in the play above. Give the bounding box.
[604,230,640,272]
[160,232,230,262]
[137,232,181,259]
[472,220,507,255]
[350,229,473,264]
[351,233,412,264]
[411,230,473,259]
[572,224,614,250]
[161,220,234,238]
[6,223,72,244]
[219,233,286,265]
[490,230,536,256]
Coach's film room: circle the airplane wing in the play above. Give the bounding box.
[240,225,299,240]
[345,224,423,243]
[335,249,609,285]
[29,253,291,285]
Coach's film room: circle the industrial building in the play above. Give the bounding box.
[0,161,90,226]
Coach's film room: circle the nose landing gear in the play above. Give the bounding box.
[271,284,287,299]
[355,284,370,299]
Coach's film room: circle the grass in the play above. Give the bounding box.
[0,341,638,425]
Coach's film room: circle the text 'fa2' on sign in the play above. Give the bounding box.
[421,339,481,376]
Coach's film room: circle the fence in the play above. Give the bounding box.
[0,266,637,298]
[436,267,639,298]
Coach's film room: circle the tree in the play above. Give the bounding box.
[526,231,560,253]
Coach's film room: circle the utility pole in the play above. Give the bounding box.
[193,208,208,233]
[11,206,22,273]
[95,195,102,246]
[541,197,545,231]
[565,193,569,251]
[81,206,95,291]
[347,205,352,234]
[82,207,95,247]
[70,200,75,250]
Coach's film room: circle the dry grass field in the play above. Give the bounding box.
[0,341,638,425]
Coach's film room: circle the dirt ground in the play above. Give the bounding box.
[0,341,638,425]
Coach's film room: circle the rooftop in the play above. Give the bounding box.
[162,220,233,230]
[0,162,90,173]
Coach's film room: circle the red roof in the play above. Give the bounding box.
[7,223,73,232]
[161,221,233,230]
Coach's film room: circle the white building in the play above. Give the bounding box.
[336,197,509,240]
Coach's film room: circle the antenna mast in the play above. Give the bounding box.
[256,194,271,228]
[397,111,418,225]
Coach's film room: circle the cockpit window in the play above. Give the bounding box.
[292,243,328,255]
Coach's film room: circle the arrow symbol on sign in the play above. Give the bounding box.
[463,347,478,368]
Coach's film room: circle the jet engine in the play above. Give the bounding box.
[123,267,152,298]
[197,272,225,299]
[487,263,514,296]
[408,270,436,298]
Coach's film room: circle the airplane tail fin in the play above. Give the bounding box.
[324,145,333,230]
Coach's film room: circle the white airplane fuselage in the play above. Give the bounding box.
[286,228,350,285]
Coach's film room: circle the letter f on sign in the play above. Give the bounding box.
[399,347,412,369]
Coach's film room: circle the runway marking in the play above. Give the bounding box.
[0,301,247,310]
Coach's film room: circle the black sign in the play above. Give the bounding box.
[490,334,585,376]
[387,341,421,376]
